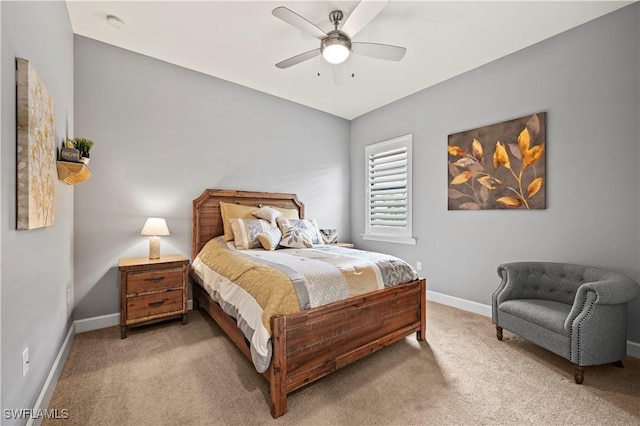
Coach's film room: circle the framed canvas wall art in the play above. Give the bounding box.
[16,57,56,229]
[448,112,546,210]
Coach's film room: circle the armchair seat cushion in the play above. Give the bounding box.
[499,299,571,336]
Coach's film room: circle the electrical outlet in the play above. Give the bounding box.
[416,261,422,271]
[67,288,71,305]
[22,348,29,377]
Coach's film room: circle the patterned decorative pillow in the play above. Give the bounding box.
[220,202,258,242]
[277,218,324,245]
[256,228,282,251]
[279,226,314,248]
[251,206,282,226]
[320,229,338,244]
[229,218,272,250]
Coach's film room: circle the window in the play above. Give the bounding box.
[363,134,416,245]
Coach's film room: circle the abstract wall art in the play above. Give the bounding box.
[16,57,56,229]
[447,112,546,210]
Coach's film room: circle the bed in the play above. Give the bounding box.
[189,189,427,418]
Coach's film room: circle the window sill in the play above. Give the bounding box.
[361,234,417,245]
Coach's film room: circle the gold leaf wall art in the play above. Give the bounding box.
[16,58,56,229]
[448,112,546,210]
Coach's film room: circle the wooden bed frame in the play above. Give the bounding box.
[190,189,427,418]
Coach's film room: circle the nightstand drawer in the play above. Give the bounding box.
[127,267,184,294]
[127,290,183,320]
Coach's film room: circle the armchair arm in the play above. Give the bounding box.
[563,276,638,364]
[493,262,533,304]
[564,275,639,332]
[492,263,530,322]
[578,276,640,305]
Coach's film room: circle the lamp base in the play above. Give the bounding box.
[148,236,161,259]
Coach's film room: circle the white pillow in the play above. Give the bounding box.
[277,218,323,245]
[280,226,314,248]
[256,228,282,251]
[259,204,300,220]
[251,206,282,226]
[230,218,273,250]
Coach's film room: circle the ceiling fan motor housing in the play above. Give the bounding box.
[329,10,344,27]
[321,31,352,54]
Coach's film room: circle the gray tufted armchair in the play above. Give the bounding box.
[492,262,640,384]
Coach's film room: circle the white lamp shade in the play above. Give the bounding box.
[140,217,170,236]
[322,43,350,64]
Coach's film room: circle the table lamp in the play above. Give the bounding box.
[140,217,170,259]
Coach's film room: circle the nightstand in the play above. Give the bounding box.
[119,254,189,338]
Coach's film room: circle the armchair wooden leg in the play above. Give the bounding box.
[613,360,624,368]
[573,365,584,384]
[496,326,503,341]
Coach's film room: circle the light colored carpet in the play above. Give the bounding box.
[45,302,639,425]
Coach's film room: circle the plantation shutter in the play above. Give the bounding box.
[368,147,408,228]
[364,134,414,245]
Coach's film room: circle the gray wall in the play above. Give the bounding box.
[73,36,351,320]
[350,4,640,342]
[1,1,74,419]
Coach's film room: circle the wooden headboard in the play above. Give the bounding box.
[191,189,304,260]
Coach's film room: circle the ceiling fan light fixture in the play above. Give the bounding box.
[321,36,351,65]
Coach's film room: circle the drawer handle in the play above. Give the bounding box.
[148,300,165,308]
[145,276,165,283]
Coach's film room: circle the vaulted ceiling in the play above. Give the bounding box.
[66,1,633,119]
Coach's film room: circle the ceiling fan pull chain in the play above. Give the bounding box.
[351,53,356,78]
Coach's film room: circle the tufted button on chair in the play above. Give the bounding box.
[492,262,640,384]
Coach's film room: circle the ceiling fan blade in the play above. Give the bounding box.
[276,49,321,69]
[332,60,350,86]
[340,0,388,38]
[352,42,406,61]
[272,6,327,40]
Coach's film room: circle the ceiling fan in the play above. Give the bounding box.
[272,0,406,85]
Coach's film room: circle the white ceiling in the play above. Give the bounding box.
[66,1,633,120]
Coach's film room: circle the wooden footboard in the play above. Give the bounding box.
[269,278,426,417]
[191,271,426,418]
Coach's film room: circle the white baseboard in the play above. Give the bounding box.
[27,323,75,426]
[627,340,640,359]
[74,313,119,333]
[74,300,194,334]
[427,290,492,318]
[427,290,639,359]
